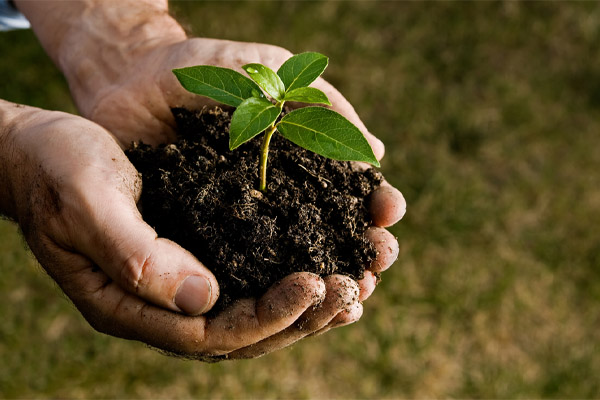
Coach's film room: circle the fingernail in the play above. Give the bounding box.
[175,275,212,315]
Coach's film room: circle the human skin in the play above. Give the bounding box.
[10,0,406,359]
[0,100,357,359]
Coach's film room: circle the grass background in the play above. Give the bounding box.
[1,1,600,398]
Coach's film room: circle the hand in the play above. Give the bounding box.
[0,102,363,359]
[15,0,406,357]
[75,38,406,355]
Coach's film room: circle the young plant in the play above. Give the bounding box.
[172,52,380,192]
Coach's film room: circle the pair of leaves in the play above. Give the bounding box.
[172,52,379,167]
[229,53,332,151]
[244,67,329,107]
[172,52,328,108]
[242,52,330,104]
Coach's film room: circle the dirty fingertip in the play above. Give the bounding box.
[259,273,326,320]
[331,302,364,327]
[366,227,399,273]
[358,271,377,301]
[369,186,406,227]
[302,273,327,305]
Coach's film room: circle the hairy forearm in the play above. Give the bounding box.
[0,99,28,218]
[14,0,187,116]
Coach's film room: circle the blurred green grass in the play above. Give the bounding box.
[2,1,600,398]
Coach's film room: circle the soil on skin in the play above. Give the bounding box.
[126,107,383,313]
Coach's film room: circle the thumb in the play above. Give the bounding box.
[71,191,219,316]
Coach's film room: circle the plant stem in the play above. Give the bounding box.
[258,101,284,193]
[259,124,277,192]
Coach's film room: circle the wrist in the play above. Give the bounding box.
[15,0,187,116]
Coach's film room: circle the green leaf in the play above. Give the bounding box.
[277,52,329,92]
[277,107,380,167]
[283,87,331,105]
[230,97,280,149]
[242,63,286,101]
[172,66,262,107]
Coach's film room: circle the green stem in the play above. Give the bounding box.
[259,124,277,192]
[258,101,284,193]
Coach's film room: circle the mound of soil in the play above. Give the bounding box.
[126,107,383,313]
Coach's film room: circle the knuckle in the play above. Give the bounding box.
[120,251,153,292]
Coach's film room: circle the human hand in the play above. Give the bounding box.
[71,35,406,352]
[82,39,405,354]
[15,0,406,356]
[0,101,367,359]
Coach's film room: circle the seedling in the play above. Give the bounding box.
[173,52,379,192]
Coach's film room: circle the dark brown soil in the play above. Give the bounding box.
[126,107,383,313]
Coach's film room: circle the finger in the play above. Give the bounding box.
[40,237,327,359]
[312,78,385,161]
[66,189,219,316]
[225,323,307,360]
[309,302,364,338]
[295,275,360,332]
[225,274,360,359]
[330,301,364,326]
[369,185,406,227]
[201,272,326,355]
[365,227,399,273]
[228,303,364,359]
[358,270,377,302]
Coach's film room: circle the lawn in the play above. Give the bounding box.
[1,1,600,398]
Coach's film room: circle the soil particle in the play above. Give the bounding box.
[126,107,383,313]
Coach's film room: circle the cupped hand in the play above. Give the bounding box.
[73,37,405,354]
[3,105,374,359]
